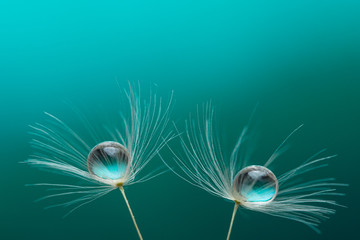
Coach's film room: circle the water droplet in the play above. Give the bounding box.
[233,165,278,204]
[87,141,131,181]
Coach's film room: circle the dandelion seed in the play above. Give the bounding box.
[164,104,347,240]
[25,83,175,240]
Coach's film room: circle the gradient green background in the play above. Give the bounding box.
[1,0,359,239]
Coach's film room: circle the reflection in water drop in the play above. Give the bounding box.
[233,165,278,204]
[87,141,131,181]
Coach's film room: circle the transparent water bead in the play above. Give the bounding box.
[233,165,278,204]
[87,141,131,181]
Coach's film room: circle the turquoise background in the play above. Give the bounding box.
[1,0,359,239]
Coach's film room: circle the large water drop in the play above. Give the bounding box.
[87,141,130,181]
[233,165,278,204]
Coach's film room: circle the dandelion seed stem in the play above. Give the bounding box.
[226,202,239,240]
[119,186,143,240]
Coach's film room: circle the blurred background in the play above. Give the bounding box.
[0,0,359,239]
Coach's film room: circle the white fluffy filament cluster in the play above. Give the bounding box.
[166,104,346,233]
[25,84,175,216]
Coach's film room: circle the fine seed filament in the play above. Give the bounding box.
[226,202,239,240]
[119,186,143,240]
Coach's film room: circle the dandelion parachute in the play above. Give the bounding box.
[164,104,346,240]
[25,83,175,240]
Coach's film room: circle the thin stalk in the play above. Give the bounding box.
[226,202,239,240]
[119,186,143,240]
